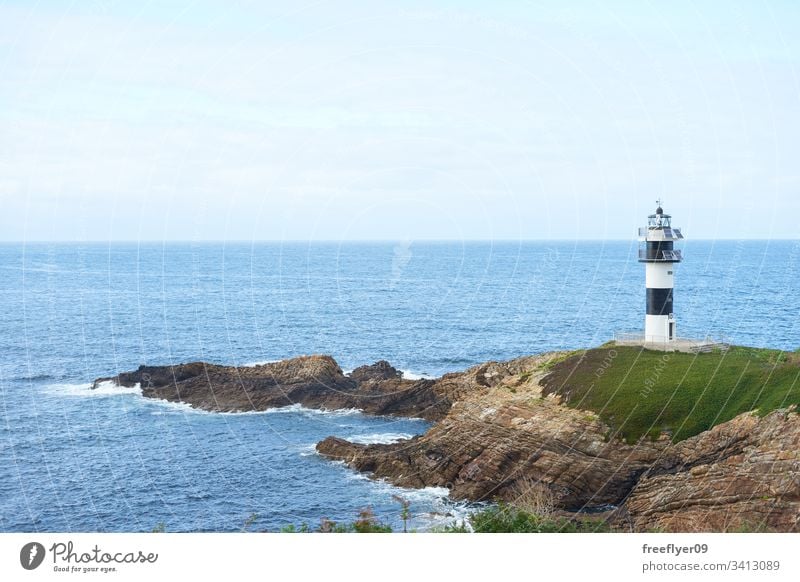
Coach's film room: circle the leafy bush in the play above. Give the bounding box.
[463,503,611,533]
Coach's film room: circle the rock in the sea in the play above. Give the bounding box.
[348,360,402,383]
[94,355,446,420]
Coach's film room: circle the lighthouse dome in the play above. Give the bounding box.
[656,205,663,215]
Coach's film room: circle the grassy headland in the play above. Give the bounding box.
[539,345,800,443]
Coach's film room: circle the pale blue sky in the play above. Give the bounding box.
[1,0,798,240]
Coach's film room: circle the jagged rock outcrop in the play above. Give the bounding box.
[620,408,800,532]
[96,355,523,422]
[93,356,450,419]
[95,353,555,421]
[349,360,402,383]
[318,353,667,510]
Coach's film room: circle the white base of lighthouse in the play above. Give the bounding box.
[644,261,676,343]
[645,262,674,289]
[645,314,676,343]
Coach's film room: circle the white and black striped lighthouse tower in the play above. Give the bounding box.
[638,201,684,343]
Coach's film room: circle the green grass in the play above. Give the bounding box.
[535,350,581,373]
[539,345,800,443]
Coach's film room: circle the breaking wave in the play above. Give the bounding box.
[345,432,414,444]
[44,381,141,397]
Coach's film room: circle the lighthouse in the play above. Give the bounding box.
[638,201,684,343]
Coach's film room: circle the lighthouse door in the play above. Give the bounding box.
[669,321,675,340]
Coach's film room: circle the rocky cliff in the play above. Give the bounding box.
[622,409,800,532]
[315,352,799,532]
[97,350,800,532]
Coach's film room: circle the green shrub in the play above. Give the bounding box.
[281,507,392,533]
[445,503,611,533]
[351,507,393,533]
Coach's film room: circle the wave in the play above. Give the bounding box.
[44,381,141,397]
[338,468,479,531]
[374,482,481,531]
[345,432,414,445]
[8,373,59,382]
[263,403,364,417]
[198,404,363,417]
[41,383,368,420]
[415,498,481,532]
[297,443,319,457]
[400,370,436,380]
[147,400,204,415]
[146,402,351,417]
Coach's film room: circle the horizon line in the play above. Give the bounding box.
[1,238,799,244]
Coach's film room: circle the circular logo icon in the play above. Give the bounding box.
[20,542,46,570]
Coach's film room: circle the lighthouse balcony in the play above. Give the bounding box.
[637,226,684,241]
[638,248,683,262]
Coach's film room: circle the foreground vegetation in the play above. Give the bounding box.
[280,483,612,533]
[439,504,611,533]
[281,507,393,533]
[279,504,610,533]
[539,345,800,442]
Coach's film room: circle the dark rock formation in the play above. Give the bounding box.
[95,355,448,421]
[349,360,402,383]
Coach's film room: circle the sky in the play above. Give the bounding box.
[0,0,798,241]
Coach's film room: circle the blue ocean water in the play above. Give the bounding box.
[1,240,798,532]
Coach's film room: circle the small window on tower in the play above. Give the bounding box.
[667,270,673,275]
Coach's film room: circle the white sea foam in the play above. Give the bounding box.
[44,381,141,397]
[400,370,435,380]
[148,399,205,414]
[416,499,480,532]
[297,443,319,457]
[269,404,363,417]
[183,403,365,417]
[329,456,480,531]
[43,381,369,419]
[258,403,307,414]
[346,432,414,445]
[384,484,480,531]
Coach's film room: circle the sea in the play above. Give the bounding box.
[1,240,798,532]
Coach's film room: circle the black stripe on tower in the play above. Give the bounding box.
[645,240,673,260]
[646,288,673,315]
